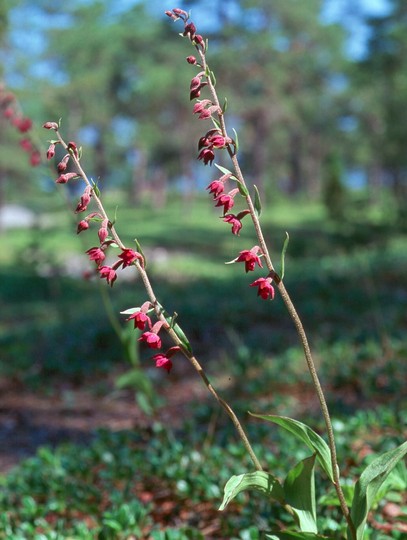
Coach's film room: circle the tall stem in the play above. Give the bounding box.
[200,48,356,538]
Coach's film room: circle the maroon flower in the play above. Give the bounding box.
[197,148,215,166]
[223,214,242,235]
[77,219,89,234]
[57,154,70,172]
[118,248,144,268]
[75,186,92,213]
[43,121,59,130]
[67,141,79,158]
[235,246,263,273]
[86,247,106,266]
[206,179,225,198]
[99,265,117,287]
[250,277,275,300]
[186,55,197,65]
[56,172,77,184]
[215,193,235,214]
[98,220,109,243]
[47,143,56,160]
[139,331,161,349]
[127,311,152,331]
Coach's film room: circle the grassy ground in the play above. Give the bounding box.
[0,190,406,538]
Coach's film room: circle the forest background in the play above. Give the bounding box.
[0,1,406,537]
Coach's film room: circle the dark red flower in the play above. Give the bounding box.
[206,179,225,198]
[47,143,56,160]
[57,154,70,172]
[250,277,275,300]
[186,55,197,65]
[19,138,32,152]
[215,193,235,214]
[118,248,144,268]
[127,311,152,331]
[86,247,106,266]
[99,265,117,287]
[197,148,215,165]
[235,246,263,273]
[223,214,243,235]
[77,220,89,234]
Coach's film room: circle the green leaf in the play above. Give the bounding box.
[266,533,334,539]
[222,97,228,113]
[232,127,239,153]
[253,185,262,217]
[214,163,234,177]
[348,440,407,540]
[171,321,193,354]
[120,307,140,315]
[219,471,285,511]
[250,414,334,482]
[284,455,317,533]
[281,232,290,280]
[134,238,147,268]
[236,179,249,197]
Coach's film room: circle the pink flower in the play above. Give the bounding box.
[99,265,117,287]
[197,148,215,165]
[118,248,144,268]
[250,277,275,300]
[127,311,152,331]
[86,247,105,266]
[139,331,161,349]
[98,222,109,243]
[67,141,79,158]
[151,346,181,374]
[152,353,173,373]
[235,246,263,273]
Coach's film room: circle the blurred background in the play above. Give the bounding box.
[0,0,406,465]
[0,1,406,537]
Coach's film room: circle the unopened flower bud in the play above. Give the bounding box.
[47,143,56,160]
[43,121,59,130]
[57,154,70,172]
[56,172,77,184]
[77,220,89,234]
[186,55,197,65]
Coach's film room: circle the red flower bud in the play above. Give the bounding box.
[43,121,59,130]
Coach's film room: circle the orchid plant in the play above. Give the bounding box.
[38,8,406,540]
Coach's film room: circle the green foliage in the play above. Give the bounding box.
[348,441,407,540]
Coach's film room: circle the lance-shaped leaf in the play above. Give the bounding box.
[266,533,335,539]
[284,455,317,533]
[348,440,407,540]
[219,471,285,511]
[214,163,236,179]
[250,414,334,482]
[281,232,290,280]
[253,185,262,217]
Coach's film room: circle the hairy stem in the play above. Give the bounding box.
[199,47,356,538]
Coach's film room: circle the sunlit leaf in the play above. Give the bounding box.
[250,414,334,482]
[219,471,284,511]
[284,455,317,533]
